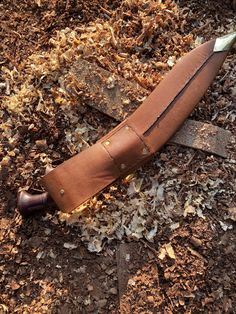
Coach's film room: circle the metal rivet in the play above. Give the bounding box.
[121,163,126,170]
[125,126,130,130]
[105,141,110,146]
[142,148,148,155]
[60,189,65,196]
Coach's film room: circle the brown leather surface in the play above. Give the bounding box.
[43,124,151,212]
[136,52,227,151]
[128,40,216,135]
[67,59,231,157]
[42,39,229,213]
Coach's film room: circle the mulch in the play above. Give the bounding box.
[0,0,235,313]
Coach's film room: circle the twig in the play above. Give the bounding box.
[140,239,159,256]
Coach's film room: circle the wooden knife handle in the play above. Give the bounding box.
[17,191,53,216]
[17,165,55,216]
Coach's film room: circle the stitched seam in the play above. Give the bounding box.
[105,124,151,153]
[102,124,151,171]
[144,51,214,135]
[101,143,123,174]
[126,124,152,153]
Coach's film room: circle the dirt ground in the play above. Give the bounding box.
[0,0,236,313]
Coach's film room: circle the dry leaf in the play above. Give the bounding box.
[226,207,236,221]
[158,247,166,260]
[158,243,176,260]
[165,243,176,259]
[219,221,233,231]
[184,205,196,217]
[63,243,78,250]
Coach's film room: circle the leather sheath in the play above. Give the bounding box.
[42,38,229,213]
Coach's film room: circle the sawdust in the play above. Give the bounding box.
[0,0,236,313]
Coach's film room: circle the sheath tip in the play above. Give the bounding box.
[214,32,236,52]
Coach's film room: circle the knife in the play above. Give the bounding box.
[18,32,236,216]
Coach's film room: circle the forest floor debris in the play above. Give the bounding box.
[0,0,235,313]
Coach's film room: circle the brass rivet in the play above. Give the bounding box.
[105,141,110,146]
[142,148,148,155]
[121,163,126,170]
[60,189,65,196]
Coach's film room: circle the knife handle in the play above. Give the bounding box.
[17,191,53,216]
[17,165,54,216]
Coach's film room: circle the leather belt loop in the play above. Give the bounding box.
[101,124,151,173]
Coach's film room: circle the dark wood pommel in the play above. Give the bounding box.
[17,191,51,216]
